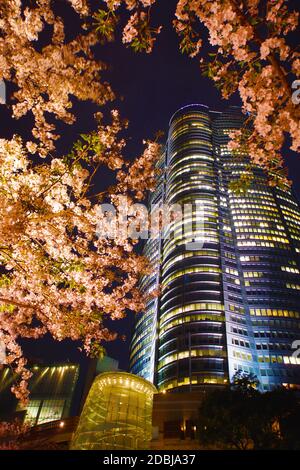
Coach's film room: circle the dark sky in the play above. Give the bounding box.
[1,0,300,372]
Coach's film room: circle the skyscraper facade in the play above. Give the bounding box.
[130,104,300,393]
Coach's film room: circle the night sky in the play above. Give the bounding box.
[1,0,300,372]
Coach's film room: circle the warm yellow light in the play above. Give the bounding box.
[59,421,65,428]
[71,372,157,451]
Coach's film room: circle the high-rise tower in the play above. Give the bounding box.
[130,104,300,393]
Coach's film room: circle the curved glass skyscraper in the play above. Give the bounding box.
[130,104,300,393]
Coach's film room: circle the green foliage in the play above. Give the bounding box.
[0,274,11,287]
[51,259,85,275]
[198,374,300,450]
[64,132,104,167]
[231,370,259,393]
[0,303,15,313]
[128,20,157,54]
[178,26,198,56]
[198,388,253,449]
[93,9,118,42]
[130,36,150,53]
[89,342,106,359]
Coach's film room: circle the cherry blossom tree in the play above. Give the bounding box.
[0,115,159,403]
[0,1,160,403]
[0,0,113,156]
[98,0,300,184]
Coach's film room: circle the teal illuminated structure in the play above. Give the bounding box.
[130,104,300,392]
